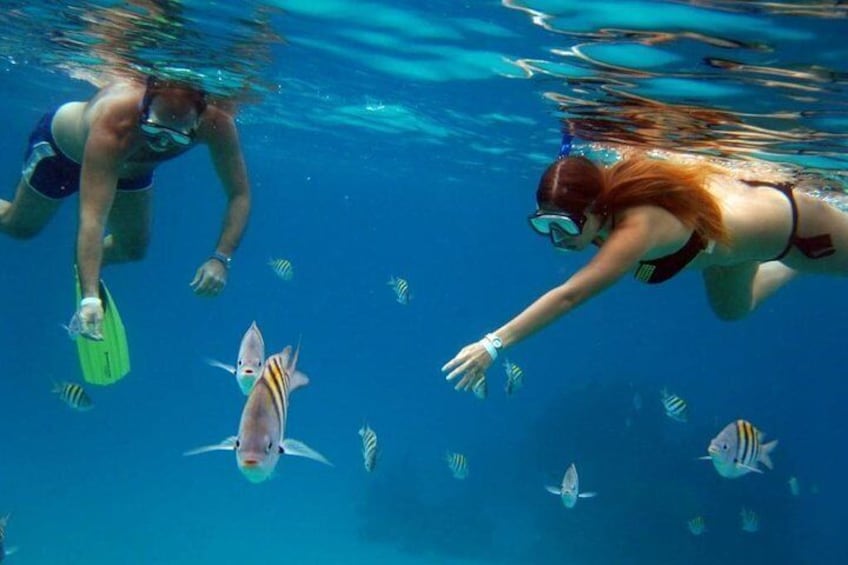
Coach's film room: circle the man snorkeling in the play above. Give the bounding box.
[0,75,252,340]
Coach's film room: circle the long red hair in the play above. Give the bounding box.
[536,156,730,244]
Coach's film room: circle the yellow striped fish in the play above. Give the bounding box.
[701,419,778,479]
[359,423,379,472]
[52,382,93,411]
[387,276,411,305]
[185,344,331,483]
[687,515,706,536]
[472,374,488,400]
[740,507,759,533]
[446,452,469,480]
[268,258,294,281]
[503,359,524,395]
[660,388,688,422]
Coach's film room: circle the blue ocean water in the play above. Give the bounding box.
[1,1,847,563]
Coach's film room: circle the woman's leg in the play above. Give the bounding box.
[703,261,797,321]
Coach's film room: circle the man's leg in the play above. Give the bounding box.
[103,189,152,265]
[0,178,61,239]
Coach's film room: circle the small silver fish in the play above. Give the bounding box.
[387,276,411,305]
[446,452,469,480]
[472,374,488,400]
[660,388,688,422]
[687,516,706,536]
[545,463,597,509]
[186,344,331,483]
[740,507,759,533]
[206,321,266,395]
[700,419,777,479]
[787,476,800,497]
[359,424,379,473]
[52,382,93,411]
[503,359,524,395]
[268,258,294,281]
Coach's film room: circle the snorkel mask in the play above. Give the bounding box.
[527,133,592,248]
[138,76,206,149]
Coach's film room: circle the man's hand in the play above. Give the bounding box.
[190,258,228,297]
[68,297,104,341]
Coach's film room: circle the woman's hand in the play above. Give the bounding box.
[190,258,228,296]
[442,340,495,392]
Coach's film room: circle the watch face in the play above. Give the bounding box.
[488,334,502,348]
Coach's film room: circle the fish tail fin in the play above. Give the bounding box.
[759,439,778,470]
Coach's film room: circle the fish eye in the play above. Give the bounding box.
[722,443,728,451]
[235,439,240,449]
[238,360,243,366]
[265,440,274,453]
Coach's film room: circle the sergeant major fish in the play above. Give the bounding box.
[268,258,294,281]
[661,388,688,422]
[687,515,706,536]
[186,344,331,483]
[545,463,597,509]
[740,507,759,533]
[387,276,411,305]
[503,359,524,395]
[359,423,379,472]
[206,321,265,395]
[52,382,93,411]
[472,374,488,400]
[446,452,469,480]
[700,419,777,479]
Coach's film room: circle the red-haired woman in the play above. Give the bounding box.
[442,154,848,391]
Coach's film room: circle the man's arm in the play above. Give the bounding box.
[202,107,251,259]
[77,121,123,299]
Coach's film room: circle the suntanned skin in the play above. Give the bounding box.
[443,169,848,390]
[0,80,252,338]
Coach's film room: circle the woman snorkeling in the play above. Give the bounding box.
[442,140,848,391]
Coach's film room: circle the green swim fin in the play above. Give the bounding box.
[74,268,131,385]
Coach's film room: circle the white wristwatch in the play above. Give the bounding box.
[480,333,504,360]
[485,333,504,351]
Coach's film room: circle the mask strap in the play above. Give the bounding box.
[557,133,573,160]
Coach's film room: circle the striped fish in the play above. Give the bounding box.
[359,424,379,472]
[185,344,331,483]
[268,258,294,281]
[446,452,469,480]
[472,374,488,400]
[701,419,778,479]
[545,463,597,509]
[387,276,411,305]
[52,382,93,411]
[740,507,759,533]
[660,388,687,422]
[503,359,524,396]
[0,513,17,561]
[687,516,706,536]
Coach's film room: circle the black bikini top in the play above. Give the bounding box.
[633,231,709,284]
